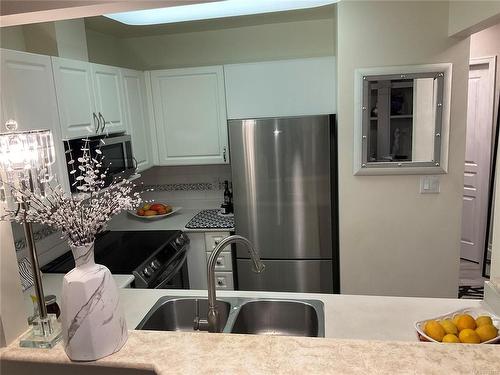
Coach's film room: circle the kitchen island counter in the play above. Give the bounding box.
[3,289,499,374]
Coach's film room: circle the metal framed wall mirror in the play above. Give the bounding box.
[353,63,452,175]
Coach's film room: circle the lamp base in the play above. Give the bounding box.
[19,314,62,349]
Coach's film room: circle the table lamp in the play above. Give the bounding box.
[0,120,61,348]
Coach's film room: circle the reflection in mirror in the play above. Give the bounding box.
[367,77,438,163]
[357,67,450,175]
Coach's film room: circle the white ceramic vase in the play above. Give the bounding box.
[61,243,128,361]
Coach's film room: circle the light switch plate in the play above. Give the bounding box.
[420,175,440,194]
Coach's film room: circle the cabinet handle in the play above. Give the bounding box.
[93,113,100,133]
[98,112,106,133]
[223,147,227,162]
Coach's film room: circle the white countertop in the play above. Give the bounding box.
[6,287,499,374]
[107,208,233,232]
[118,288,488,342]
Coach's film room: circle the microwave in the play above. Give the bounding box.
[64,134,135,193]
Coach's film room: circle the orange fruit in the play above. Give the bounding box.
[137,209,145,216]
[456,315,476,331]
[459,328,481,344]
[424,320,446,342]
[452,314,464,326]
[442,334,460,343]
[476,316,493,327]
[475,324,498,342]
[144,210,157,216]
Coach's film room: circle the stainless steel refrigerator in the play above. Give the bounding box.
[229,115,337,293]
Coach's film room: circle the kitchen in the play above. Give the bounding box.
[1,1,500,373]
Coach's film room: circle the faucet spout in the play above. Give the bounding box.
[206,235,264,333]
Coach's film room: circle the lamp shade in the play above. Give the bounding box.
[0,128,55,202]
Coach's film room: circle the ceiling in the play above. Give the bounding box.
[84,4,335,38]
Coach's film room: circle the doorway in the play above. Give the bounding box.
[460,56,497,291]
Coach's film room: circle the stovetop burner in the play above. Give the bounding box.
[42,230,180,274]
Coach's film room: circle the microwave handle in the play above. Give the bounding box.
[98,112,106,133]
[93,113,100,134]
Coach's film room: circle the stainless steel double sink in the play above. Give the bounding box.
[136,297,325,337]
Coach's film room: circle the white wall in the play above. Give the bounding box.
[337,1,469,298]
[470,23,500,132]
[449,0,500,37]
[0,221,28,347]
[116,17,335,70]
[54,19,89,61]
[86,28,136,68]
[0,25,26,51]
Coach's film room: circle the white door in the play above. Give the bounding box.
[91,63,127,135]
[0,49,69,191]
[461,58,496,263]
[52,57,98,139]
[121,68,152,172]
[150,65,228,165]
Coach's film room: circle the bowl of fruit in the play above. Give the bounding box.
[415,307,500,344]
[128,203,181,220]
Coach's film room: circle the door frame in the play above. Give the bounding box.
[476,56,498,276]
[462,56,497,267]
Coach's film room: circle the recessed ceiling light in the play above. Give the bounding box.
[104,0,337,26]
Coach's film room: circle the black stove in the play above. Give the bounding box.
[42,230,190,289]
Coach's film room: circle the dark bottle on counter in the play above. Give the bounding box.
[221,180,233,214]
[228,181,234,213]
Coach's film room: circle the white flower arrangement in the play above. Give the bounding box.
[0,139,142,247]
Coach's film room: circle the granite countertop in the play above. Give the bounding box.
[2,328,499,374]
[107,208,234,232]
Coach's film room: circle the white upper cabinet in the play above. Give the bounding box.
[91,63,127,135]
[52,57,98,139]
[224,57,336,119]
[150,65,228,165]
[0,49,69,191]
[121,68,152,172]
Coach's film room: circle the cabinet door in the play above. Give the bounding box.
[91,63,127,135]
[150,66,228,165]
[0,49,69,191]
[121,69,152,172]
[224,56,336,119]
[52,57,98,139]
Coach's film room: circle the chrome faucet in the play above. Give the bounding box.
[207,235,265,333]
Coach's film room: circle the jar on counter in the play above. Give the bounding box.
[45,294,61,319]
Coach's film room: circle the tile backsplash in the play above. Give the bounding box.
[137,165,231,209]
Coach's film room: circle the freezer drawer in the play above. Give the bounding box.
[236,259,333,293]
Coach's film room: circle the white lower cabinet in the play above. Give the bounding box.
[186,231,233,290]
[149,66,229,166]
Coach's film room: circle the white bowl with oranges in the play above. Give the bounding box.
[128,203,181,220]
[415,307,500,344]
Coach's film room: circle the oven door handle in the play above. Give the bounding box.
[153,249,188,289]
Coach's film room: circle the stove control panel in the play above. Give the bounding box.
[133,232,190,288]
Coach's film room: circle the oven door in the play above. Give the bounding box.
[152,249,189,289]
